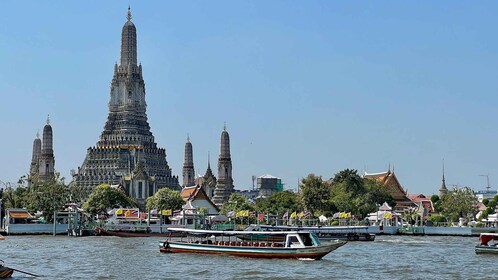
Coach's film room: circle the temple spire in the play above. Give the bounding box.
[127,6,132,21]
[46,114,50,125]
[120,6,137,66]
[439,158,448,196]
[207,151,211,170]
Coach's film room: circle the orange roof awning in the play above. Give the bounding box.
[9,212,31,219]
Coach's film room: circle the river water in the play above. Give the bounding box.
[0,235,496,279]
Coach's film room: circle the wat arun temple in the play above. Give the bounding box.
[71,9,180,204]
[69,8,235,207]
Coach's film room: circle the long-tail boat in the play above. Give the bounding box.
[159,228,346,260]
[0,261,13,279]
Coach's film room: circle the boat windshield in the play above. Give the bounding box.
[309,232,321,246]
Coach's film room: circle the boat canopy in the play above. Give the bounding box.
[166,227,310,236]
[479,233,498,245]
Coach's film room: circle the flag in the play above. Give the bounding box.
[236,210,249,218]
[124,210,132,217]
[227,211,235,217]
[283,211,289,219]
[384,213,392,219]
[161,209,172,216]
[115,208,123,215]
[304,211,312,218]
[298,212,304,219]
[258,214,265,221]
[339,212,345,218]
[345,212,351,219]
[290,211,297,219]
[332,212,341,219]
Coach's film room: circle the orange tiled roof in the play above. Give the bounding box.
[180,186,199,200]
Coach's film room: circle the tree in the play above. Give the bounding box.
[220,193,255,216]
[299,174,331,216]
[146,187,184,211]
[329,169,394,218]
[83,184,137,216]
[255,191,298,215]
[332,169,363,194]
[440,187,478,222]
[27,177,69,223]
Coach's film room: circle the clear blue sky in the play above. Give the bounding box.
[1,1,497,195]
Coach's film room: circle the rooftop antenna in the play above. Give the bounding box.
[479,174,491,191]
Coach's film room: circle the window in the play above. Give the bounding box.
[125,183,130,194]
[138,182,143,199]
[149,184,154,197]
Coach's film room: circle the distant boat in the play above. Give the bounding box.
[94,226,186,238]
[475,233,498,254]
[159,228,347,260]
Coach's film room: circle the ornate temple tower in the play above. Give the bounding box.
[212,125,234,207]
[73,8,179,204]
[182,136,195,187]
[201,152,217,199]
[439,160,448,197]
[29,132,42,181]
[38,116,55,182]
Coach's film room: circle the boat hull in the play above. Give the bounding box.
[0,267,14,278]
[160,240,346,260]
[318,233,375,242]
[475,245,498,254]
[94,226,179,238]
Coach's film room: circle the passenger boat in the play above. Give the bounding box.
[245,224,375,242]
[0,260,13,278]
[475,233,498,254]
[159,228,347,260]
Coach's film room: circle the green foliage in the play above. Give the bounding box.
[145,187,184,211]
[83,184,137,216]
[329,169,394,218]
[331,220,339,226]
[482,199,489,207]
[255,191,298,214]
[332,169,363,194]
[431,195,440,204]
[196,207,208,216]
[481,195,498,220]
[220,193,255,216]
[429,214,446,223]
[481,209,489,219]
[28,177,69,223]
[440,187,478,222]
[299,174,331,215]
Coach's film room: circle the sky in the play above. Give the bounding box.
[1,1,498,195]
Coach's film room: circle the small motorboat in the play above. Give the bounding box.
[475,233,498,254]
[160,228,347,260]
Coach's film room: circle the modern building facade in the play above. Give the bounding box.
[257,174,283,198]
